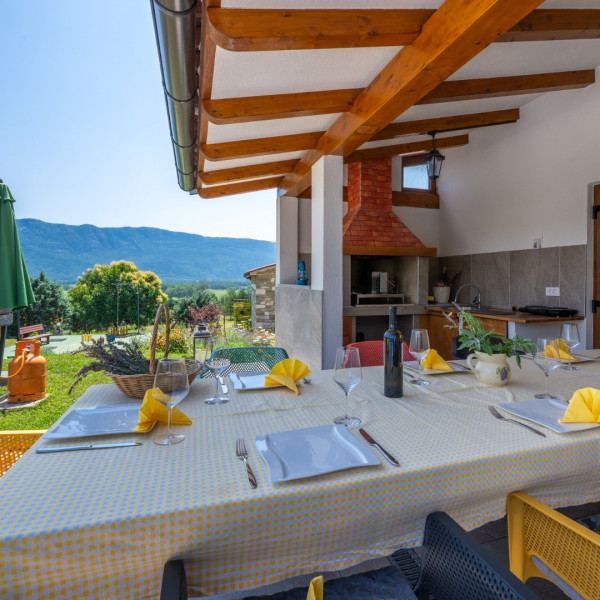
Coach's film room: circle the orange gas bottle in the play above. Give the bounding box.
[7,340,47,403]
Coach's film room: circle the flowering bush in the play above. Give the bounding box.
[155,326,191,355]
[251,328,276,346]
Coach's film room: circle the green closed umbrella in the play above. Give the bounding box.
[0,181,35,310]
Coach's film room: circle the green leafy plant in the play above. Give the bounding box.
[444,307,535,368]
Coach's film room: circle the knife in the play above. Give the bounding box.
[36,442,142,454]
[358,428,400,467]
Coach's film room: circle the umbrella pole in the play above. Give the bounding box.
[0,325,6,380]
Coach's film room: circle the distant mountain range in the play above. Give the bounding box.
[16,219,276,284]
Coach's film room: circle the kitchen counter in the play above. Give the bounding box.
[425,305,584,324]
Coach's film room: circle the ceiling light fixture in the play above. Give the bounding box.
[425,131,445,180]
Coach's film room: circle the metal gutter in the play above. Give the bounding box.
[150,0,198,192]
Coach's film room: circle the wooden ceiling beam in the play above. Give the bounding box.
[206,8,433,51]
[198,160,298,185]
[420,69,595,104]
[203,89,362,124]
[346,134,469,163]
[499,9,600,42]
[203,70,589,125]
[198,177,281,199]
[281,0,547,197]
[201,132,322,161]
[373,108,519,140]
[206,8,600,51]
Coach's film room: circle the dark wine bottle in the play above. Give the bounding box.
[384,306,403,398]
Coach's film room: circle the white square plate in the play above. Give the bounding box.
[404,360,471,375]
[230,371,283,390]
[45,404,153,439]
[496,397,600,434]
[255,425,380,483]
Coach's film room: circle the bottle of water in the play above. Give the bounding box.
[384,306,403,398]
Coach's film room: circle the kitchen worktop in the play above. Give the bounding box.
[426,305,584,323]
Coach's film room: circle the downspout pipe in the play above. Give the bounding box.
[150,0,198,192]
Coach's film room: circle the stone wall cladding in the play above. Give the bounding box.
[248,266,276,331]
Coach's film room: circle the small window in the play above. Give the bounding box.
[402,155,436,192]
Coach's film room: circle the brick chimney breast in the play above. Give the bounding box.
[343,158,425,248]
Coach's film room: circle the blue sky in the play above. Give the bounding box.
[0,1,277,242]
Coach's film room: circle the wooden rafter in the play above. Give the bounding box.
[281,0,547,197]
[420,70,595,104]
[198,177,281,199]
[346,134,469,163]
[198,160,297,185]
[206,8,600,51]
[373,108,519,140]
[201,132,322,161]
[203,70,591,125]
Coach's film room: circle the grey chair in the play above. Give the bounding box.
[160,512,540,600]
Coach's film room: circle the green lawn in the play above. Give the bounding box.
[1,352,112,430]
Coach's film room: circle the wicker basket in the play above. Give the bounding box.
[106,304,203,399]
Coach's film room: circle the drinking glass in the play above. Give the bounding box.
[152,357,189,446]
[333,347,362,427]
[409,329,431,386]
[532,338,561,399]
[204,341,231,405]
[560,323,580,371]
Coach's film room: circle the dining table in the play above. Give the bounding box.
[1,351,600,599]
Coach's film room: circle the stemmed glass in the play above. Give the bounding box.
[152,357,189,446]
[532,338,561,399]
[560,323,580,371]
[204,340,231,405]
[409,329,431,386]
[333,347,362,427]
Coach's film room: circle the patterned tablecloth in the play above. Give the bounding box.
[1,353,600,599]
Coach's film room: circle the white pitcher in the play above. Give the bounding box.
[466,351,511,387]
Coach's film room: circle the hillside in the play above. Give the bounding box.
[17,219,275,284]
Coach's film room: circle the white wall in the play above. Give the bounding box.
[437,66,600,256]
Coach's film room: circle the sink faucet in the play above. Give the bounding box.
[453,284,482,309]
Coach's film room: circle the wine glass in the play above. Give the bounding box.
[152,357,189,446]
[409,329,431,386]
[532,338,561,399]
[333,347,362,427]
[560,323,580,371]
[204,341,231,405]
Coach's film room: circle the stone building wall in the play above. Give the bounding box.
[247,265,276,331]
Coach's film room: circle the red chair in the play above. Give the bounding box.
[347,340,415,366]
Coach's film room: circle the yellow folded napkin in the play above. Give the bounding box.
[133,388,192,433]
[421,349,452,371]
[264,358,311,395]
[306,576,323,600]
[543,339,577,361]
[559,387,600,423]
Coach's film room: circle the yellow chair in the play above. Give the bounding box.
[507,491,600,600]
[0,430,46,477]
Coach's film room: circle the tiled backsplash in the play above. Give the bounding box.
[429,245,587,314]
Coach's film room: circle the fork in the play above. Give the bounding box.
[488,406,546,437]
[236,438,258,489]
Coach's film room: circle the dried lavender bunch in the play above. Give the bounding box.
[68,338,150,394]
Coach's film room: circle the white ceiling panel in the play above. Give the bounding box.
[222,1,442,7]
[211,46,400,98]
[202,152,306,172]
[206,114,341,144]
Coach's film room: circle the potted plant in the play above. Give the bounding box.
[446,308,535,386]
[432,266,459,304]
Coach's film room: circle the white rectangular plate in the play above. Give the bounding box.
[255,425,380,482]
[496,398,600,434]
[230,371,283,390]
[524,353,596,364]
[46,404,152,439]
[404,360,471,375]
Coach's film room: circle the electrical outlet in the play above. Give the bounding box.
[533,238,542,249]
[546,287,560,297]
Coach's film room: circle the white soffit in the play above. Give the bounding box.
[222,1,442,7]
[206,114,341,144]
[202,152,308,172]
[211,46,401,99]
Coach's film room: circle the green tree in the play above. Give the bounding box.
[219,286,251,316]
[168,288,219,327]
[20,272,72,329]
[69,261,166,331]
